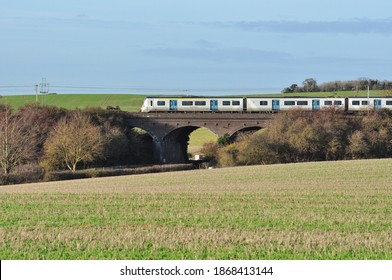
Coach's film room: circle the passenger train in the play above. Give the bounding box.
[141,97,392,112]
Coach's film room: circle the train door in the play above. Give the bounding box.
[272,100,280,110]
[374,99,382,109]
[169,100,178,111]
[312,99,320,110]
[210,100,218,111]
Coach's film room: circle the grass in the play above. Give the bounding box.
[188,128,218,155]
[1,90,390,112]
[0,158,391,259]
[0,94,146,112]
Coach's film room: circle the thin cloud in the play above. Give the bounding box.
[141,46,392,73]
[0,13,154,30]
[141,47,292,63]
[203,18,392,34]
[193,39,220,49]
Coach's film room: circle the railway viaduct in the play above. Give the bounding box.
[125,112,277,163]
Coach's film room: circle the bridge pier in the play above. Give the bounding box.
[153,137,188,164]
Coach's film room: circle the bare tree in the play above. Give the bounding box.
[42,111,104,172]
[0,106,35,174]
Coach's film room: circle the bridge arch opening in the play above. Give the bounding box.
[162,126,218,163]
[188,127,218,159]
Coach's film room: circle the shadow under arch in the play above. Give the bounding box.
[128,126,155,164]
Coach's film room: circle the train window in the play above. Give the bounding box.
[352,101,360,105]
[362,101,368,105]
[259,101,268,106]
[284,101,295,106]
[297,101,308,106]
[334,101,342,105]
[157,101,166,106]
[222,101,231,106]
[232,101,240,106]
[182,101,193,106]
[324,101,333,106]
[386,101,392,106]
[150,101,153,106]
[195,101,206,106]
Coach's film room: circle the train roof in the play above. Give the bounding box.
[144,96,392,99]
[144,96,243,99]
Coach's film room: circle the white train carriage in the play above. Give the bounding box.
[318,98,346,110]
[246,97,346,112]
[211,98,243,112]
[245,98,274,112]
[347,97,392,111]
[140,97,244,112]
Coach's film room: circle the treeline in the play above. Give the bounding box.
[0,104,154,183]
[202,109,392,167]
[282,78,392,93]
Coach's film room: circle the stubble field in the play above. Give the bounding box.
[0,159,391,259]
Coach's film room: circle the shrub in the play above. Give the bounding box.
[0,164,44,185]
[44,164,194,182]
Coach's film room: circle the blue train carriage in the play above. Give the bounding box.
[140,97,244,112]
[245,97,346,112]
[347,97,392,111]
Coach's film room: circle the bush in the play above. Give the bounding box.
[217,143,240,167]
[0,164,45,185]
[217,134,232,147]
[200,141,219,165]
[214,109,392,167]
[44,164,194,182]
[237,133,279,165]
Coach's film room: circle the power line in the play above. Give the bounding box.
[0,85,34,88]
[0,83,283,95]
[40,78,49,106]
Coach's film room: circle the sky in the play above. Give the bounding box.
[1,0,392,95]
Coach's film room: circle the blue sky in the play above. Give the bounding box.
[1,0,392,95]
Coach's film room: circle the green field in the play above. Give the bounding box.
[188,128,218,155]
[0,94,146,112]
[0,159,391,259]
[0,90,389,112]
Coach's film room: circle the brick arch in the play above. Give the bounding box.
[125,112,277,163]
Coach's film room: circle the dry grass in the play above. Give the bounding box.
[0,159,391,259]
